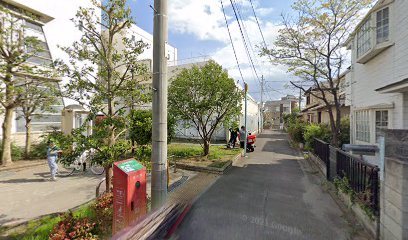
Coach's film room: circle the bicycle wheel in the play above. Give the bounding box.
[56,160,75,177]
[90,163,105,175]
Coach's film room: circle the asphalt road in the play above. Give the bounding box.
[174,130,359,240]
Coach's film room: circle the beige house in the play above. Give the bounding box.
[264,95,298,129]
[301,72,350,124]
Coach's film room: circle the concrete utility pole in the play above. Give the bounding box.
[244,83,248,156]
[152,0,168,209]
[260,75,264,132]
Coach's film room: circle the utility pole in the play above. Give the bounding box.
[260,75,264,132]
[152,0,168,209]
[299,88,302,111]
[244,83,248,156]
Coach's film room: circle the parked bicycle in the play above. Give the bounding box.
[56,149,105,177]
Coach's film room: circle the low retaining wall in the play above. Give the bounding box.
[176,151,243,175]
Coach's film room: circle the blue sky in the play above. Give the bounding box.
[128,0,298,102]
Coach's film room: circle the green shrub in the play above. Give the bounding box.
[287,121,306,143]
[0,141,23,161]
[29,139,48,159]
[303,124,331,150]
[337,116,350,147]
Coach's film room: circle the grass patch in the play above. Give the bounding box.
[169,144,241,169]
[168,144,240,161]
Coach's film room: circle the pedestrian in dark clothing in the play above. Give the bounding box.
[228,128,238,148]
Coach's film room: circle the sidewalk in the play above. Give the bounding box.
[173,130,368,240]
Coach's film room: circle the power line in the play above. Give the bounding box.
[230,0,261,84]
[220,0,245,85]
[235,2,262,84]
[248,0,272,64]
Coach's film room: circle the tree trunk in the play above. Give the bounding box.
[203,139,210,156]
[24,118,32,159]
[2,108,14,166]
[327,107,338,146]
[105,165,113,193]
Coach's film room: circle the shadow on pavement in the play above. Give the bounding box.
[262,140,297,155]
[0,178,47,183]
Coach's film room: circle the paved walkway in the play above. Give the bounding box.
[174,130,362,240]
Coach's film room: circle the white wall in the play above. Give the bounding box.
[349,0,408,145]
[128,24,178,67]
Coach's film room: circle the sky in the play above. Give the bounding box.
[128,0,298,102]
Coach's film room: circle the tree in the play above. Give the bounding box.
[18,80,59,159]
[261,0,372,145]
[0,6,53,165]
[128,109,176,148]
[168,60,243,155]
[55,0,149,191]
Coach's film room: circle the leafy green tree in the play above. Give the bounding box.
[128,109,153,147]
[0,6,54,165]
[168,60,243,155]
[17,80,59,158]
[55,0,149,191]
[128,109,177,148]
[261,0,372,145]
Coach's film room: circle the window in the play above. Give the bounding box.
[27,56,52,66]
[16,114,62,133]
[356,110,370,142]
[306,96,310,105]
[375,110,388,128]
[357,18,371,57]
[25,20,43,33]
[376,8,389,44]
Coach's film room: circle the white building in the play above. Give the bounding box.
[0,0,73,145]
[346,0,408,148]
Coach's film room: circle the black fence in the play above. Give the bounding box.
[336,149,380,215]
[313,138,380,215]
[313,138,331,179]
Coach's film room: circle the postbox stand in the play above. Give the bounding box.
[112,158,147,234]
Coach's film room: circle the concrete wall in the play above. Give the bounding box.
[348,0,408,145]
[381,158,408,240]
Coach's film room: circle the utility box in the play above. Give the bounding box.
[112,159,147,234]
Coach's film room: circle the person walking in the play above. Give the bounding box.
[47,141,61,181]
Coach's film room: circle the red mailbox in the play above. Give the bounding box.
[112,159,147,234]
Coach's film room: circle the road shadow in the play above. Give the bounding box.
[257,133,287,139]
[0,178,47,183]
[261,140,297,155]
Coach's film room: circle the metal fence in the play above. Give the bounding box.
[313,138,331,179]
[336,149,380,215]
[312,138,380,215]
